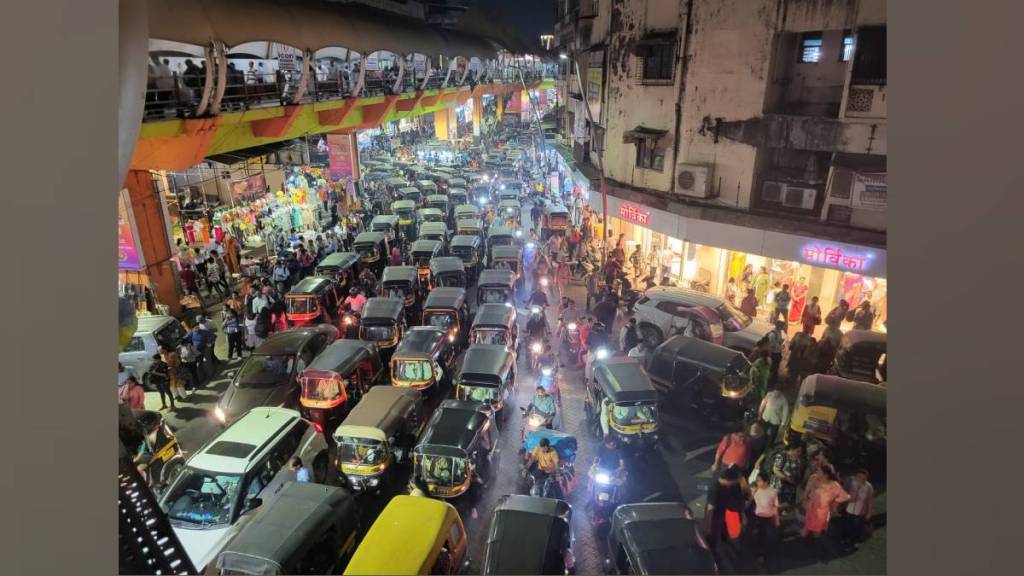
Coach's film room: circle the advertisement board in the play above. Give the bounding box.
[229,174,267,201]
[118,189,144,271]
[586,49,604,122]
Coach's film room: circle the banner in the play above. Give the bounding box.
[307,135,330,166]
[118,189,144,271]
[230,174,267,201]
[328,133,359,197]
[587,49,604,122]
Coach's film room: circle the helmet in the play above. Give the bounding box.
[349,287,359,295]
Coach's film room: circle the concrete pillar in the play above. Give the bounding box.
[434,108,449,141]
[124,170,182,317]
[472,97,483,137]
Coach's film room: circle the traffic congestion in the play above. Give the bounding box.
[118,115,886,575]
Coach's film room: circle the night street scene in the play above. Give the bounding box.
[118,1,887,574]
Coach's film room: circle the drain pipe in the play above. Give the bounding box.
[669,0,695,196]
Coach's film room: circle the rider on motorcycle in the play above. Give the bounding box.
[529,284,550,309]
[525,437,562,497]
[526,306,549,340]
[591,436,626,481]
[527,385,557,425]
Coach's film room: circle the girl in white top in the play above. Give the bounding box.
[750,472,780,564]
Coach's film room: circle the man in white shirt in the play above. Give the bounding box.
[627,341,648,362]
[250,292,270,315]
[758,387,790,443]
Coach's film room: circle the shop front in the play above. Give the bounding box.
[596,194,888,334]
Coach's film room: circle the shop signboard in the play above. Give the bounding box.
[278,52,297,72]
[852,172,887,210]
[618,203,650,226]
[799,243,877,274]
[118,189,144,271]
[307,135,330,166]
[586,49,603,121]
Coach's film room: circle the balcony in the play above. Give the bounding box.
[843,84,887,120]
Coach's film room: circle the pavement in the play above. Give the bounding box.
[144,200,885,575]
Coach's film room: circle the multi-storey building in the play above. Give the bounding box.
[554,0,887,328]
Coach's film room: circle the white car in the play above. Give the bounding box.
[118,316,187,385]
[158,407,335,571]
[633,287,772,356]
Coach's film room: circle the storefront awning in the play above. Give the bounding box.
[622,126,669,145]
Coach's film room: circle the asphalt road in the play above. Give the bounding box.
[144,218,884,575]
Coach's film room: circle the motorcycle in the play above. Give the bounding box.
[520,405,556,441]
[340,310,361,339]
[528,338,545,373]
[562,321,581,356]
[520,429,578,500]
[571,256,597,282]
[588,465,626,525]
[537,362,561,403]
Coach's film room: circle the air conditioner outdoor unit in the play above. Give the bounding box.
[762,181,785,203]
[675,163,710,199]
[783,186,817,209]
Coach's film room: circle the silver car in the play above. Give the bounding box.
[118,316,187,385]
[633,287,771,356]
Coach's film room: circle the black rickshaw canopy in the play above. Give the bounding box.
[419,221,449,237]
[491,245,523,260]
[392,199,417,212]
[454,204,479,218]
[385,177,408,188]
[360,298,405,324]
[381,266,418,286]
[649,335,750,378]
[483,495,572,575]
[450,235,482,251]
[544,204,570,217]
[423,287,468,310]
[594,358,659,404]
[214,482,358,576]
[370,214,400,229]
[305,339,382,377]
[430,257,466,276]
[449,177,468,188]
[473,303,517,329]
[418,207,446,221]
[426,194,450,206]
[335,386,421,440]
[487,225,518,241]
[459,344,514,387]
[410,239,443,257]
[353,231,386,246]
[835,330,887,382]
[316,251,359,272]
[798,374,887,416]
[414,399,493,458]
[287,276,335,297]
[610,502,716,575]
[394,326,448,359]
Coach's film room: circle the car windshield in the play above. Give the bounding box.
[338,438,386,466]
[287,296,315,315]
[153,322,185,350]
[235,355,295,388]
[715,302,752,332]
[480,288,510,303]
[301,375,343,402]
[394,360,433,381]
[461,384,499,403]
[611,403,657,426]
[425,312,456,330]
[417,455,468,487]
[161,468,243,528]
[362,325,395,341]
[472,328,508,346]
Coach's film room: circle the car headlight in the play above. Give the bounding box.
[213,406,226,424]
[596,348,609,360]
[595,472,611,485]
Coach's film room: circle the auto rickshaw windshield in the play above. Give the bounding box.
[435,275,464,288]
[473,328,509,346]
[414,255,432,267]
[361,325,395,341]
[611,403,657,426]
[381,286,407,300]
[356,245,379,260]
[338,437,386,466]
[394,359,433,382]
[417,455,469,487]
[424,311,456,330]
[287,296,317,315]
[301,375,344,403]
[462,384,500,403]
[480,288,511,304]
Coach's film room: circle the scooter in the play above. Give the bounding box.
[588,465,626,525]
[520,405,556,441]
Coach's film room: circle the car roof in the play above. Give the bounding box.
[255,327,325,355]
[135,315,176,334]
[642,286,724,308]
[190,408,303,474]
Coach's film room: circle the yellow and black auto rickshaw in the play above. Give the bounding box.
[370,214,401,243]
[448,188,469,207]
[401,186,425,207]
[352,231,389,277]
[470,303,519,356]
[298,339,384,435]
[455,344,517,416]
[315,252,361,295]
[454,204,479,221]
[286,276,342,328]
[358,297,407,364]
[456,217,484,238]
[410,239,444,286]
[604,502,715,575]
[476,269,517,307]
[422,288,471,351]
[413,399,499,499]
[585,357,660,451]
[831,329,887,384]
[418,221,450,246]
[426,195,451,221]
[541,204,570,240]
[392,199,417,228]
[488,245,524,290]
[449,235,483,281]
[430,257,468,289]
[390,326,457,393]
[380,265,422,322]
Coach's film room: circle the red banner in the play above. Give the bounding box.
[328,133,356,181]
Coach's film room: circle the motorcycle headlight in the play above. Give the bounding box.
[595,472,611,485]
[344,316,354,325]
[367,477,380,487]
[541,367,553,377]
[531,342,543,353]
[528,415,544,427]
[515,230,522,238]
[213,406,226,424]
[526,242,536,249]
[567,323,577,331]
[531,306,541,314]
[596,348,609,360]
[540,278,549,287]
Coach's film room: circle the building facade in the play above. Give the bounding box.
[554,0,887,330]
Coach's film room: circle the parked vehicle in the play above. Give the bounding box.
[832,329,887,384]
[604,502,716,575]
[119,315,187,384]
[633,287,771,356]
[482,495,574,576]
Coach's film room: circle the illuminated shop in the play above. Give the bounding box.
[598,194,887,332]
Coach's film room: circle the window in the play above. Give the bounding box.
[799,32,823,63]
[841,32,855,62]
[635,139,665,171]
[123,336,146,353]
[641,44,674,81]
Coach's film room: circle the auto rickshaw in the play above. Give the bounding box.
[118,406,186,495]
[358,298,407,364]
[415,180,439,196]
[391,199,417,226]
[476,269,517,307]
[370,214,401,243]
[380,266,422,321]
[422,288,471,350]
[385,176,409,195]
[486,226,520,264]
[333,386,425,494]
[488,245,524,289]
[412,399,499,499]
[604,502,716,575]
[400,186,424,207]
[472,183,492,207]
[496,180,522,203]
[430,257,468,289]
[418,207,447,225]
[391,326,457,393]
[352,231,389,276]
[316,252,361,294]
[497,199,522,225]
[542,204,570,240]
[831,329,887,384]
[483,495,573,576]
[585,357,660,450]
[298,339,385,434]
[410,239,444,285]
[789,374,887,482]
[455,344,516,416]
[449,235,483,281]
[286,276,341,327]
[211,482,361,576]
[448,188,469,207]
[426,195,451,218]
[448,177,468,192]
[470,303,519,354]
[418,221,449,245]
[644,335,755,422]
[344,495,469,576]
[456,217,484,238]
[454,204,479,221]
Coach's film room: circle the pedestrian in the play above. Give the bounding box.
[740,288,758,318]
[119,374,146,410]
[244,310,259,350]
[704,467,748,560]
[725,277,738,305]
[627,340,649,362]
[254,306,272,343]
[585,268,600,311]
[179,263,198,296]
[711,430,750,479]
[801,465,850,559]
[224,309,245,360]
[390,244,403,266]
[271,258,290,287]
[750,472,781,568]
[271,301,289,333]
[289,457,312,482]
[148,353,176,411]
[567,226,581,260]
[747,422,769,473]
[620,317,640,355]
[162,345,187,402]
[206,257,227,298]
[178,338,199,390]
[801,295,822,335]
[250,288,270,316]
[772,284,791,324]
[840,469,875,549]
[825,299,850,329]
[852,300,875,330]
[750,348,771,402]
[753,266,771,307]
[769,442,805,512]
[758,384,790,444]
[555,259,570,302]
[767,321,786,386]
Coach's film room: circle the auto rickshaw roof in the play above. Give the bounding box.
[416,400,491,454]
[394,326,447,358]
[392,199,417,210]
[305,339,379,376]
[385,177,408,186]
[459,344,513,382]
[217,482,357,575]
[473,303,516,327]
[594,358,659,403]
[478,269,516,287]
[430,257,465,274]
[361,298,405,322]
[544,204,570,215]
[371,214,400,225]
[457,217,483,227]
[354,231,386,244]
[426,194,449,203]
[418,207,445,216]
[798,374,886,416]
[449,177,468,186]
[382,266,418,284]
[488,225,516,238]
[419,221,448,233]
[287,276,334,296]
[498,199,522,208]
[256,326,333,356]
[653,335,749,375]
[335,386,420,440]
[454,204,478,215]
[423,287,467,309]
[411,239,443,253]
[449,187,469,196]
[450,235,482,248]
[344,495,456,576]
[611,503,716,576]
[491,245,523,259]
[415,180,437,188]
[841,329,888,347]
[484,496,571,575]
[316,251,360,270]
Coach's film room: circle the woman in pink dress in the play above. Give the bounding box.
[788,277,809,323]
[801,466,851,554]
